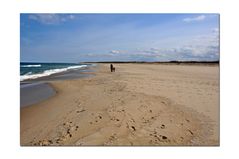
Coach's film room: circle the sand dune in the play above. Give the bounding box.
[20,63,219,146]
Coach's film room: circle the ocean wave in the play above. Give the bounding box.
[25,72,32,75]
[21,64,42,67]
[20,65,87,81]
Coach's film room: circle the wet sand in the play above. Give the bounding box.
[20,63,219,146]
[20,82,56,107]
[20,66,94,107]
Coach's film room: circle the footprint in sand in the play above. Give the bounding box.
[185,119,190,122]
[161,101,167,105]
[104,133,118,145]
[89,114,103,124]
[76,109,86,113]
[162,136,167,140]
[55,121,80,143]
[63,121,73,127]
[160,124,165,129]
[110,117,121,125]
[66,128,72,138]
[187,129,194,135]
[149,129,169,143]
[126,118,137,132]
[96,114,103,121]
[32,139,53,146]
[131,126,136,131]
[149,135,169,144]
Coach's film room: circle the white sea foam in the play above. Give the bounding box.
[21,64,42,67]
[25,72,32,75]
[20,65,87,81]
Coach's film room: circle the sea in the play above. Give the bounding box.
[20,62,90,81]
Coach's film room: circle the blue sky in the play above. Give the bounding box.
[20,14,219,62]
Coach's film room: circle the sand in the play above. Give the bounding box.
[20,63,219,146]
[20,82,56,107]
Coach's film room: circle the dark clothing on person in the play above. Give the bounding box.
[110,64,113,72]
[110,64,115,72]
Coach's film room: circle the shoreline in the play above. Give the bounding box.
[20,65,96,107]
[84,61,219,66]
[20,64,95,83]
[20,63,219,146]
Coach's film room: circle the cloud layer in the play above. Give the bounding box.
[28,14,75,25]
[21,14,219,62]
[183,15,206,22]
[82,28,219,61]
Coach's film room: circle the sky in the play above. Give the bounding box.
[20,14,219,62]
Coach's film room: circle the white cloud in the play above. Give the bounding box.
[109,50,121,54]
[212,27,219,34]
[138,43,218,61]
[183,15,206,22]
[84,33,219,61]
[121,32,219,61]
[28,14,75,25]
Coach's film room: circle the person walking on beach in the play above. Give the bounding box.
[110,64,113,72]
[110,64,115,72]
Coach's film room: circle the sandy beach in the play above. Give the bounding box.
[20,63,219,146]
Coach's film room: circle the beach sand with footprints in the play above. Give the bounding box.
[20,63,219,146]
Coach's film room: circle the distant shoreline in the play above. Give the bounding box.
[82,60,219,65]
